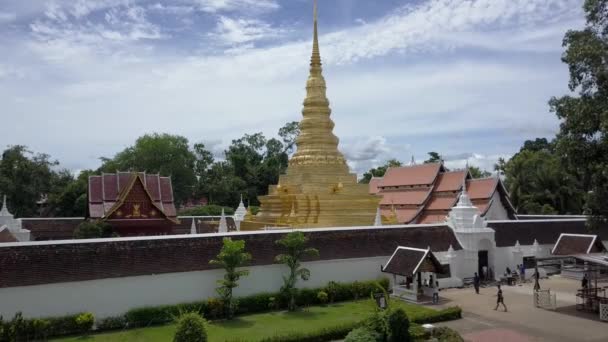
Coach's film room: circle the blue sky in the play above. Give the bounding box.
[0,0,584,175]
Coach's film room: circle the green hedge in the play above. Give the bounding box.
[124,278,390,328]
[0,312,94,341]
[411,306,461,324]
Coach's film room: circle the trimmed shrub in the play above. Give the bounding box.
[386,308,410,342]
[317,291,329,305]
[173,313,207,342]
[75,312,95,334]
[412,306,461,324]
[344,327,382,342]
[179,205,235,216]
[237,293,275,314]
[46,313,89,336]
[206,298,225,320]
[125,306,174,327]
[97,316,127,331]
[409,324,430,341]
[32,318,51,340]
[431,327,464,342]
[256,322,358,342]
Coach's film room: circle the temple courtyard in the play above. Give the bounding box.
[434,276,608,342]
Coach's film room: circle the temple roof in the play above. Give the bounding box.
[379,163,443,187]
[551,233,607,255]
[88,172,177,221]
[372,163,516,224]
[382,246,443,277]
[0,226,17,243]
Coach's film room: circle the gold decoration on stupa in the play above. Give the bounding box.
[241,0,380,230]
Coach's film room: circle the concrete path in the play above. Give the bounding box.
[429,277,608,342]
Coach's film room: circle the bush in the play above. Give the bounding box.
[344,327,381,342]
[179,205,235,216]
[431,327,464,342]
[0,312,94,340]
[75,312,94,334]
[173,313,207,342]
[125,306,174,327]
[412,306,461,324]
[97,316,127,331]
[206,298,225,320]
[317,291,329,305]
[73,221,113,239]
[32,318,51,340]
[386,308,410,342]
[237,293,275,314]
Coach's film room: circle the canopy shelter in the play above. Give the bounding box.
[381,246,444,302]
[536,234,608,320]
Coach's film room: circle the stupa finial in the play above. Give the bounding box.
[312,0,320,67]
[0,195,11,216]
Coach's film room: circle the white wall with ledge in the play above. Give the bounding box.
[0,256,389,320]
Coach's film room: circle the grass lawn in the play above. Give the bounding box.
[54,300,437,342]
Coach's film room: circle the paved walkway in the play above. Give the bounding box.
[428,277,608,342]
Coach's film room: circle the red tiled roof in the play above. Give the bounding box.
[417,210,450,224]
[380,163,442,187]
[381,208,420,223]
[89,172,176,220]
[369,177,382,194]
[472,198,491,215]
[426,195,458,210]
[434,171,466,192]
[379,188,431,206]
[467,178,498,199]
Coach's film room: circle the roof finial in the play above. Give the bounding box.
[311,0,321,68]
[0,195,11,216]
[410,155,415,166]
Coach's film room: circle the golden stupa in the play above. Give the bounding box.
[241,0,380,230]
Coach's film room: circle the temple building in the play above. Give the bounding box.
[369,163,516,224]
[88,172,179,236]
[241,1,379,229]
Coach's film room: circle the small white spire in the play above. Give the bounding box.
[514,240,522,253]
[374,207,382,226]
[218,208,228,233]
[190,218,197,234]
[0,195,12,217]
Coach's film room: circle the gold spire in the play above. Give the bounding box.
[289,0,347,169]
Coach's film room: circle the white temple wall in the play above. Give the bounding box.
[0,256,388,320]
[484,191,510,221]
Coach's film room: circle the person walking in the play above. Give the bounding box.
[520,264,526,283]
[482,265,488,282]
[473,272,480,294]
[582,273,589,289]
[433,281,439,304]
[494,285,507,312]
[533,266,540,291]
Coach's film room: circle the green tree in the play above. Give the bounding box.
[100,134,198,207]
[47,170,95,217]
[0,146,58,217]
[275,231,319,311]
[468,166,492,179]
[504,149,583,215]
[549,0,608,229]
[209,238,252,319]
[359,159,402,184]
[424,152,442,164]
[278,121,300,154]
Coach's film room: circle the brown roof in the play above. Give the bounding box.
[551,234,607,255]
[467,178,498,199]
[369,177,382,194]
[381,208,420,223]
[89,172,177,221]
[489,219,608,247]
[434,171,466,192]
[379,189,431,206]
[0,227,17,243]
[417,211,449,224]
[380,163,442,187]
[0,225,462,288]
[426,195,458,210]
[382,247,443,276]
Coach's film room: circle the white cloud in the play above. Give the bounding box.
[0,12,17,24]
[190,0,279,14]
[210,16,286,45]
[0,0,583,172]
